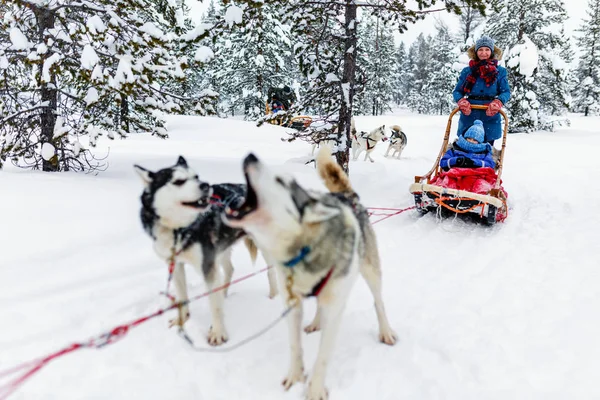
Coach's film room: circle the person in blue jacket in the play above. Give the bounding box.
[440,120,495,170]
[453,35,511,145]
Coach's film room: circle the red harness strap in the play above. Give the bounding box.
[307,267,335,297]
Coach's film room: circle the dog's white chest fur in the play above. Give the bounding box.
[152,225,203,266]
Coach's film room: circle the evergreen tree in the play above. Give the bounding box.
[212,3,292,120]
[573,0,600,116]
[487,0,571,132]
[423,22,460,115]
[392,42,408,106]
[0,0,217,171]
[355,13,396,116]
[457,1,485,43]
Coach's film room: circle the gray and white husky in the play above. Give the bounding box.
[134,156,277,345]
[223,147,397,400]
[351,118,388,162]
[384,124,408,159]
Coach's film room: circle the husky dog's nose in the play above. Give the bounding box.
[199,182,210,191]
[243,153,259,168]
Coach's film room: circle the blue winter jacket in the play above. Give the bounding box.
[440,143,495,170]
[453,65,511,142]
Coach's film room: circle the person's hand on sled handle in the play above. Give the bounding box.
[457,98,471,115]
[486,99,503,116]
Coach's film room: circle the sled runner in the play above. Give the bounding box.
[265,86,312,130]
[409,105,509,225]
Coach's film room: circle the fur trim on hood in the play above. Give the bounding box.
[467,45,503,61]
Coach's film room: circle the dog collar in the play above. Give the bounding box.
[283,246,311,268]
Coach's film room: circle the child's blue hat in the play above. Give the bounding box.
[464,120,485,144]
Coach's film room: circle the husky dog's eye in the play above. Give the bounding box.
[173,179,186,186]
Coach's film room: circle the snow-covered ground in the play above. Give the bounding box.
[1,110,598,400]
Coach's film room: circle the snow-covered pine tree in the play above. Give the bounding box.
[392,42,408,106]
[487,0,571,132]
[573,0,600,116]
[457,1,485,43]
[405,33,434,114]
[354,12,396,116]
[422,22,460,115]
[210,2,292,120]
[0,0,215,171]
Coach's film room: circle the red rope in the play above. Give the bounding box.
[0,205,415,399]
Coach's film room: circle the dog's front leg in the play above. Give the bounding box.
[203,264,229,346]
[282,299,306,390]
[267,267,279,299]
[170,262,190,327]
[360,263,397,345]
[306,297,346,400]
[217,248,234,297]
[384,145,392,157]
[304,306,321,333]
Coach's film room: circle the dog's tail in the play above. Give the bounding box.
[243,236,258,265]
[390,124,402,133]
[316,146,353,193]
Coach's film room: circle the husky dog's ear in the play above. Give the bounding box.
[134,165,154,185]
[303,203,341,224]
[176,156,188,167]
[290,180,313,214]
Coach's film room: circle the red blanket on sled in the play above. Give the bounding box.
[430,167,505,195]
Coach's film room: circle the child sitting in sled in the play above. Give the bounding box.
[440,119,495,171]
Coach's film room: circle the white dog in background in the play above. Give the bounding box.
[351,119,388,162]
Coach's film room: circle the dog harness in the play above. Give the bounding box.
[353,131,377,150]
[282,246,335,298]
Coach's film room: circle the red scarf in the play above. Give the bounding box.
[462,59,499,94]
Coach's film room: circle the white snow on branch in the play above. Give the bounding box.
[41,142,56,161]
[81,44,99,70]
[42,53,61,83]
[84,87,99,105]
[506,34,539,77]
[325,73,339,83]
[87,15,106,34]
[53,116,69,139]
[9,28,32,50]
[194,46,214,63]
[225,5,243,28]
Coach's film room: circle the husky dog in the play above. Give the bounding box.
[223,147,397,400]
[384,125,408,159]
[351,118,388,162]
[134,156,277,345]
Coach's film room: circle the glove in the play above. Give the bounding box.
[462,158,477,168]
[486,99,503,116]
[457,98,471,116]
[454,156,466,167]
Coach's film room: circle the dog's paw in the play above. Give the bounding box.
[306,381,328,400]
[168,310,190,328]
[207,326,229,346]
[282,367,306,390]
[379,329,398,346]
[303,322,321,334]
[268,288,279,299]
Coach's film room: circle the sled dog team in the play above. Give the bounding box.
[135,145,397,400]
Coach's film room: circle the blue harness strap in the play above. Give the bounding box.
[283,246,311,268]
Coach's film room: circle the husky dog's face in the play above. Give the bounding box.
[134,156,213,229]
[372,125,388,142]
[223,154,339,247]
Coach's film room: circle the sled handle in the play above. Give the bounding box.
[414,105,509,193]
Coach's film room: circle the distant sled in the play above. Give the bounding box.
[409,105,509,225]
